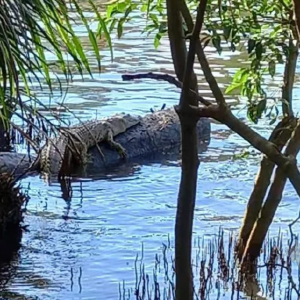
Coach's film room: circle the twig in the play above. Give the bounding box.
[179,0,206,108]
[122,72,212,106]
[179,0,227,108]
[256,262,300,297]
[288,210,300,237]
[10,121,39,153]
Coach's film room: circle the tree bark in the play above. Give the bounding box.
[282,36,298,116]
[174,117,199,300]
[293,0,300,40]
[242,118,300,263]
[236,117,296,259]
[168,0,208,299]
[166,0,198,92]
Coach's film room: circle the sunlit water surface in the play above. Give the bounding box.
[1,4,300,300]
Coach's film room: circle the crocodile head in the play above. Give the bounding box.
[109,113,141,135]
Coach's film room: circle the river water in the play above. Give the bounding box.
[1,3,300,300]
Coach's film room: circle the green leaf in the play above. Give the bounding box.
[117,2,128,12]
[212,35,222,54]
[247,106,258,124]
[240,69,250,83]
[256,99,266,117]
[154,33,161,48]
[223,25,231,40]
[117,19,125,38]
[232,68,249,83]
[225,82,243,94]
[255,42,263,60]
[248,39,256,54]
[91,7,113,62]
[268,60,276,77]
[107,4,117,18]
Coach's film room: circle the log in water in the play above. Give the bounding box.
[84,108,210,173]
[0,108,211,179]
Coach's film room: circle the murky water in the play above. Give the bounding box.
[1,3,300,300]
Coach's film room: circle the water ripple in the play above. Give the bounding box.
[2,4,300,300]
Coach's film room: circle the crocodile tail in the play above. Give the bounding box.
[40,134,68,175]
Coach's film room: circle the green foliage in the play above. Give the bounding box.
[0,0,111,125]
[232,150,251,160]
[102,0,167,49]
[202,0,293,123]
[103,0,295,124]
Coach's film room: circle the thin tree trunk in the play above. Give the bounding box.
[166,0,198,91]
[166,2,199,298]
[175,119,199,300]
[170,0,208,299]
[242,118,300,263]
[236,117,297,259]
[282,34,298,116]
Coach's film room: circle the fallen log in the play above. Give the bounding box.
[78,108,210,175]
[0,108,211,179]
[0,152,36,178]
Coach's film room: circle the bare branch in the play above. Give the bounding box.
[166,0,198,91]
[179,0,207,108]
[179,0,227,108]
[122,72,212,106]
[123,71,300,199]
[191,104,300,197]
[10,121,39,153]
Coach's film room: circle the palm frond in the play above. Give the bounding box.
[0,0,111,150]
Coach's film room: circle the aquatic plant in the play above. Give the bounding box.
[121,230,300,300]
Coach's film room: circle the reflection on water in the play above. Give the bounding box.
[1,3,300,300]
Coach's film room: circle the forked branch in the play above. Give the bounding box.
[178,0,207,108]
[177,1,300,198]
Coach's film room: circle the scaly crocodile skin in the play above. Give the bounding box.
[40,113,141,176]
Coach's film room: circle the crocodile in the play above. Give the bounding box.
[39,113,142,177]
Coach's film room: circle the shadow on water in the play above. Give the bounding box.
[49,143,209,203]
